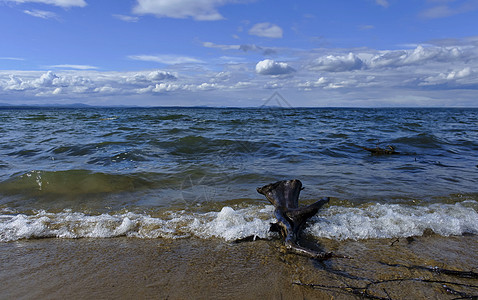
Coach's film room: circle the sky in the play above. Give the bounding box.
[1,0,478,107]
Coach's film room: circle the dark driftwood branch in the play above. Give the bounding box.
[362,145,399,155]
[381,262,478,279]
[294,261,478,299]
[294,277,478,299]
[257,179,336,260]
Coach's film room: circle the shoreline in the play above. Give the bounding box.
[1,235,477,299]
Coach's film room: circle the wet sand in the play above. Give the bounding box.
[1,235,477,299]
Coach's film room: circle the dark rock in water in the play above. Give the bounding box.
[362,145,399,155]
[257,179,335,260]
[422,228,435,237]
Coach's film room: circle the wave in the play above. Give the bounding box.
[1,201,477,242]
[157,135,279,156]
[157,114,190,121]
[390,132,446,149]
[0,170,153,196]
[0,169,271,201]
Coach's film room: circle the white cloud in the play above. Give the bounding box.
[305,45,467,74]
[232,81,253,89]
[197,82,218,90]
[0,69,178,96]
[421,67,473,85]
[448,66,472,79]
[3,75,27,91]
[255,59,295,75]
[93,86,120,94]
[210,71,231,82]
[150,83,182,93]
[133,0,246,21]
[420,1,478,19]
[125,70,177,84]
[202,42,240,51]
[113,14,139,22]
[23,9,58,19]
[298,77,328,89]
[2,40,478,107]
[310,53,363,72]
[48,64,98,70]
[359,24,375,30]
[369,45,463,68]
[137,82,221,94]
[375,0,389,8]
[249,22,283,38]
[202,41,277,55]
[0,57,24,61]
[128,54,204,65]
[7,0,86,7]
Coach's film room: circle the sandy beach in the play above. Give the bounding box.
[1,234,477,299]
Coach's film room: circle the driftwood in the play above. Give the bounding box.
[362,145,399,155]
[294,262,478,299]
[257,179,335,260]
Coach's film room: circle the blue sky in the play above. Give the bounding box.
[1,0,478,107]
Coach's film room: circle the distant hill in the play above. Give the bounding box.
[0,103,139,108]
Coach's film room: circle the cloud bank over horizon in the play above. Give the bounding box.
[2,41,478,107]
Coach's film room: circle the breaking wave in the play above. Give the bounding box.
[1,201,477,242]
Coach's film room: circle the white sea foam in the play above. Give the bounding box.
[308,201,478,240]
[1,202,477,242]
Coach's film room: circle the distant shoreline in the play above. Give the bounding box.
[1,104,477,109]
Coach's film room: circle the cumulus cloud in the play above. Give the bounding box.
[298,77,328,89]
[447,67,472,79]
[137,83,182,93]
[297,42,478,97]
[34,71,58,87]
[0,69,241,99]
[6,0,87,7]
[0,69,178,96]
[249,22,283,38]
[196,82,218,90]
[255,59,295,75]
[369,45,463,68]
[128,54,204,65]
[2,40,478,106]
[133,0,246,21]
[308,45,466,74]
[126,70,177,84]
[137,82,221,94]
[421,67,474,86]
[3,71,60,91]
[310,53,363,72]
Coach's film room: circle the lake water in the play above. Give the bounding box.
[1,107,477,242]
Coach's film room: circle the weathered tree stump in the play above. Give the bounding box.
[257,179,334,260]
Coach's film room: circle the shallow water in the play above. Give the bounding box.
[1,107,477,242]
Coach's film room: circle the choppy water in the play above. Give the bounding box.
[1,107,477,242]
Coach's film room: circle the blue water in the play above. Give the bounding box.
[1,107,477,241]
